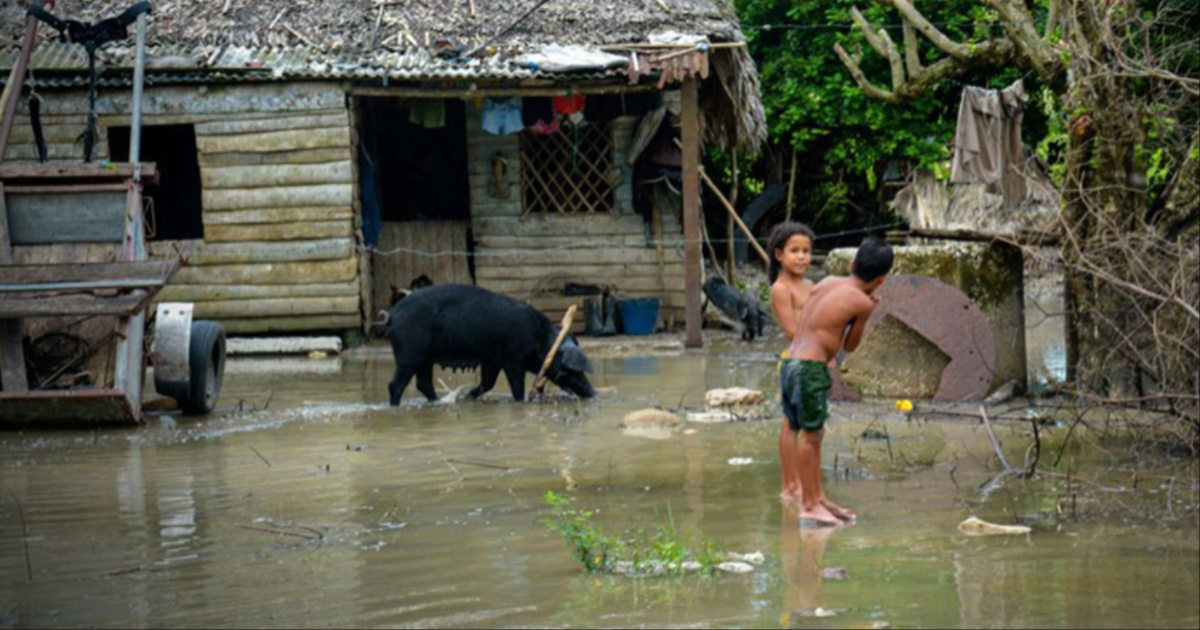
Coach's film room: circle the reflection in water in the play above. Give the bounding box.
[0,349,1196,629]
[780,505,843,619]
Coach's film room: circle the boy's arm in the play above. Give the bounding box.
[841,294,878,353]
[770,282,798,341]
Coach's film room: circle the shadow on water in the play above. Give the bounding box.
[1,342,1197,629]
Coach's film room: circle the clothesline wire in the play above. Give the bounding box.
[744,15,1041,32]
[361,222,906,258]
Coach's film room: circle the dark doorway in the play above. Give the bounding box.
[108,124,203,241]
[359,97,474,312]
[360,98,470,222]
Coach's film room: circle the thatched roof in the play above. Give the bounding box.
[2,0,765,150]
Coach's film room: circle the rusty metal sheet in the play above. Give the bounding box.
[863,274,996,401]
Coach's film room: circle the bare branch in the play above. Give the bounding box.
[833,43,898,103]
[882,0,970,59]
[902,20,923,78]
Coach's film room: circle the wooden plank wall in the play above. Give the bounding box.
[371,220,473,312]
[465,106,688,330]
[3,83,363,335]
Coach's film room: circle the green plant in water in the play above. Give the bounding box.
[542,491,727,577]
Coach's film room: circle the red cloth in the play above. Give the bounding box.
[553,95,585,115]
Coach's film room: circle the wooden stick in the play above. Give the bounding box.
[701,169,771,266]
[978,405,1015,473]
[530,304,576,397]
[673,138,771,267]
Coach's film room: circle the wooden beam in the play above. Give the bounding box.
[0,183,29,391]
[681,77,702,348]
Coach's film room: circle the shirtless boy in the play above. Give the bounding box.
[768,222,816,501]
[782,236,893,525]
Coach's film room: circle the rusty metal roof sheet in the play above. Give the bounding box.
[4,42,611,88]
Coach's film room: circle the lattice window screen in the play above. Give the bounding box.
[519,122,615,216]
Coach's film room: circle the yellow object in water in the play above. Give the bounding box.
[894,399,914,413]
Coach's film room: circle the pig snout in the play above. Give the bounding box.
[552,370,596,399]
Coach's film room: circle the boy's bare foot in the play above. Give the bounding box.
[820,498,855,521]
[798,503,842,526]
[781,488,804,503]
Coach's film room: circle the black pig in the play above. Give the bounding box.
[736,289,766,341]
[384,284,596,404]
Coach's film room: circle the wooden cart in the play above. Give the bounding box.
[0,1,225,426]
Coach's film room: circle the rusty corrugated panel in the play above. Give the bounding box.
[3,42,609,87]
[861,274,997,401]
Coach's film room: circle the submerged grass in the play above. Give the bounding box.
[541,491,725,576]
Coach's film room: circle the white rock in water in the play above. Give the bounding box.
[687,409,734,423]
[957,516,1031,535]
[727,457,754,466]
[620,408,683,428]
[705,387,765,407]
[715,561,755,574]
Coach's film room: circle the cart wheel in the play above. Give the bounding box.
[177,320,225,415]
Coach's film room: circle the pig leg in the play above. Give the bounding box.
[504,365,526,401]
[415,365,438,402]
[467,364,500,399]
[389,364,415,406]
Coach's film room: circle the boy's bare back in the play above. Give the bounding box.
[787,276,877,363]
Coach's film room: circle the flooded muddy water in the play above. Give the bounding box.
[2,338,1197,629]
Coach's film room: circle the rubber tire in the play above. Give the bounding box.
[177,320,226,415]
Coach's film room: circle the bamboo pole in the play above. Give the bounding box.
[681,77,702,348]
[726,147,738,283]
[700,169,771,267]
[530,304,577,398]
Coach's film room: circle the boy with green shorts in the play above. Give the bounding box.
[781,236,893,525]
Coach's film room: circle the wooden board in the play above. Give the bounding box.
[204,220,352,242]
[0,389,139,426]
[171,257,358,285]
[202,206,353,226]
[159,281,360,302]
[203,183,353,211]
[371,221,473,310]
[183,238,354,265]
[201,161,353,189]
[0,260,178,287]
[5,190,127,244]
[216,314,361,334]
[192,295,359,319]
[196,127,351,154]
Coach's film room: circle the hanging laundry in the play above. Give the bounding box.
[482,97,523,135]
[528,114,561,136]
[950,79,1028,209]
[523,97,560,135]
[408,99,445,128]
[553,94,585,115]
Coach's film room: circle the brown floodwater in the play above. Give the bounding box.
[2,336,1197,629]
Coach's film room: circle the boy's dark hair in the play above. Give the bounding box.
[851,236,894,282]
[767,222,815,283]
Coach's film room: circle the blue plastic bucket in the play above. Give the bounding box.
[619,298,659,335]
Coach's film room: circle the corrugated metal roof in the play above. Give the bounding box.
[3,42,612,87]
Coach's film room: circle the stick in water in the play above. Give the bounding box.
[978,405,1014,473]
[531,304,577,398]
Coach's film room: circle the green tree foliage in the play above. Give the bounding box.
[726,0,1044,236]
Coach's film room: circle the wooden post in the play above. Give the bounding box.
[681,77,702,348]
[726,147,737,283]
[0,184,28,392]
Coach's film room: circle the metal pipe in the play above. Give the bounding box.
[0,1,53,163]
[129,10,148,181]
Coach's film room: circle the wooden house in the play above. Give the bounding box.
[1,0,765,338]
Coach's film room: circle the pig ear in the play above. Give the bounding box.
[561,344,593,373]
